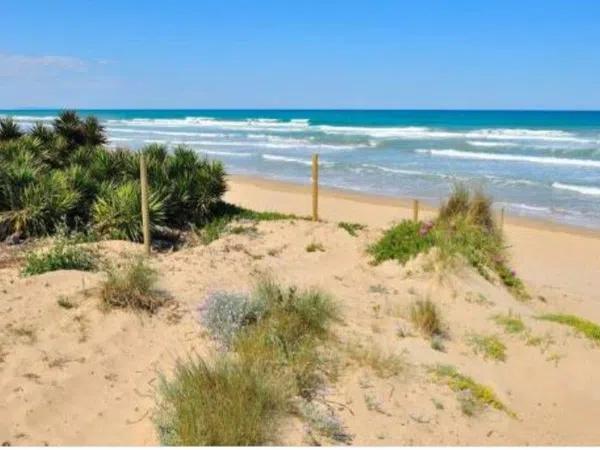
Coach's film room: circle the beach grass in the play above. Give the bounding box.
[493,312,526,334]
[156,278,338,445]
[369,184,529,300]
[101,258,166,313]
[410,298,443,338]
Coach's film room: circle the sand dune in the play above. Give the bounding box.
[1,179,600,445]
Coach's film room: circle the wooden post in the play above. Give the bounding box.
[413,199,419,222]
[312,154,319,221]
[139,153,151,256]
[500,207,505,231]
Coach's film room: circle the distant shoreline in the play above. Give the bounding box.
[227,173,600,239]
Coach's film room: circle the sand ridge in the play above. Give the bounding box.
[1,194,600,444]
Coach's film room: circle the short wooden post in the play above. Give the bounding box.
[500,207,505,231]
[312,154,319,221]
[413,199,419,222]
[139,153,151,256]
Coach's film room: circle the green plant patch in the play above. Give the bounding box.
[493,313,526,334]
[467,334,506,361]
[537,314,600,343]
[432,365,515,417]
[338,221,366,237]
[22,241,96,276]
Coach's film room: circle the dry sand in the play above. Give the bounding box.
[1,175,600,445]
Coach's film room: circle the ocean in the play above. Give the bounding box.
[3,109,600,229]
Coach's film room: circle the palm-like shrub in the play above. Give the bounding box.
[0,112,227,242]
[0,171,80,237]
[92,181,166,241]
[82,116,107,146]
[0,117,23,141]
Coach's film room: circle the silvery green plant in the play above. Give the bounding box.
[198,291,265,347]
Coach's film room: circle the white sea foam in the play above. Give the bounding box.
[467,140,519,148]
[198,150,252,157]
[417,149,600,168]
[360,164,426,176]
[552,182,600,196]
[261,154,313,166]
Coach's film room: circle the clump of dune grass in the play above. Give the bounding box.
[299,400,353,444]
[306,241,325,252]
[57,295,76,309]
[156,356,291,446]
[156,278,338,445]
[345,341,407,378]
[368,184,529,300]
[537,313,600,343]
[410,298,443,338]
[432,365,514,417]
[22,240,96,276]
[338,221,366,237]
[101,258,165,313]
[493,312,526,334]
[467,334,507,362]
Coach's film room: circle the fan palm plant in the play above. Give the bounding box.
[92,180,166,241]
[0,117,23,141]
[82,116,107,146]
[53,110,85,148]
[29,121,55,145]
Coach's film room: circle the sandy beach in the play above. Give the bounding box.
[1,175,600,445]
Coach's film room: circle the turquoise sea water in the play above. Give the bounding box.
[3,109,600,228]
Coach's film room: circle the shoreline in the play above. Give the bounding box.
[227,174,600,239]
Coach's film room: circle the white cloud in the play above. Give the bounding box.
[0,53,89,77]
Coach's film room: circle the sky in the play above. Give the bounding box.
[1,0,599,110]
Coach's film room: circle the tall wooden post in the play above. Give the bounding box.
[140,153,151,256]
[312,154,319,221]
[413,199,420,222]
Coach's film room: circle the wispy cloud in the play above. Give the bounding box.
[0,53,90,77]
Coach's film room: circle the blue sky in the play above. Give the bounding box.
[1,0,599,109]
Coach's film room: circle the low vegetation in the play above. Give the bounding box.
[196,202,299,245]
[410,298,443,338]
[345,341,407,378]
[22,239,96,276]
[368,184,529,300]
[467,333,507,361]
[432,365,514,417]
[101,258,166,313]
[306,241,325,252]
[338,221,366,237]
[493,312,526,334]
[156,278,340,445]
[537,313,600,343]
[0,111,226,243]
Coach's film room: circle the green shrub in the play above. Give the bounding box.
[537,314,600,343]
[22,241,96,276]
[92,181,166,241]
[368,186,529,300]
[101,258,165,313]
[368,220,435,264]
[0,117,23,141]
[0,113,228,242]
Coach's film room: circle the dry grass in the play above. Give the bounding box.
[345,341,407,378]
[101,258,166,313]
[410,298,443,338]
